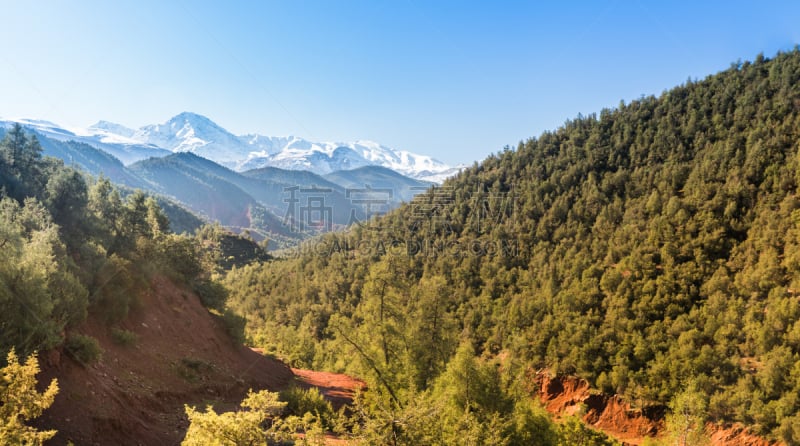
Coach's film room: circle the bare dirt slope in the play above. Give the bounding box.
[33,275,294,446]
[291,367,366,411]
[534,371,781,446]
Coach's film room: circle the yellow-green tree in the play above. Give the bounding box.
[0,349,59,445]
[663,382,710,446]
[182,389,288,445]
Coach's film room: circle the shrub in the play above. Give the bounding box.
[220,309,246,344]
[279,386,335,430]
[110,328,137,346]
[64,334,103,366]
[192,279,228,312]
[183,389,289,445]
[175,357,212,383]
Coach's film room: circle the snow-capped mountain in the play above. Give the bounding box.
[127,112,459,181]
[88,121,136,139]
[131,112,252,165]
[2,112,462,182]
[1,118,170,164]
[239,138,454,180]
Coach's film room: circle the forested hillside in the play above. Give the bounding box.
[0,123,590,443]
[225,49,800,444]
[0,122,235,359]
[0,123,304,444]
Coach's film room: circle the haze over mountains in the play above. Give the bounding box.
[2,112,461,183]
[0,112,449,247]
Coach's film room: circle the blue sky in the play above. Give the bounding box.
[1,1,798,166]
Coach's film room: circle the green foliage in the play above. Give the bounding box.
[0,196,88,357]
[110,328,137,346]
[195,223,271,270]
[0,124,45,202]
[557,417,619,446]
[182,389,290,445]
[64,334,103,366]
[90,254,142,324]
[0,349,58,445]
[193,279,229,312]
[0,125,246,360]
[219,308,246,345]
[279,386,335,430]
[175,357,213,383]
[662,381,710,446]
[223,50,800,442]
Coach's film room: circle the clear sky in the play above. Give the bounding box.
[1,1,798,166]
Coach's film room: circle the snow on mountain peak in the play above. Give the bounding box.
[89,120,135,136]
[5,112,462,182]
[131,112,248,164]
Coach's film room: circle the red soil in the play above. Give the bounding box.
[535,371,660,445]
[709,424,777,446]
[244,352,365,445]
[33,275,294,446]
[290,367,366,411]
[533,371,782,446]
[289,367,365,445]
[29,272,775,446]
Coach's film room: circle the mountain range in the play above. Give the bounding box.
[0,117,437,248]
[3,112,461,183]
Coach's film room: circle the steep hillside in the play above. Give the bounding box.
[130,153,380,243]
[129,153,297,243]
[33,275,294,446]
[324,165,433,202]
[224,49,800,444]
[0,123,346,445]
[242,166,344,193]
[0,127,146,189]
[0,118,171,164]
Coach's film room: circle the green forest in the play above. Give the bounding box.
[5,49,800,445]
[0,122,609,444]
[223,49,800,444]
[0,122,237,359]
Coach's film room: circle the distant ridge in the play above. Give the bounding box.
[1,112,462,183]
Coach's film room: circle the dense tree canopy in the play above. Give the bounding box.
[225,49,800,443]
[0,123,233,358]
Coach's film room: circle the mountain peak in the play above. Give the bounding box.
[168,111,214,125]
[132,113,245,167]
[89,120,135,138]
[9,111,460,182]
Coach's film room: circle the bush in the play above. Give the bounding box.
[192,279,228,312]
[183,389,290,445]
[110,328,137,346]
[175,357,213,383]
[279,386,335,430]
[64,334,103,366]
[91,254,145,324]
[220,309,246,344]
